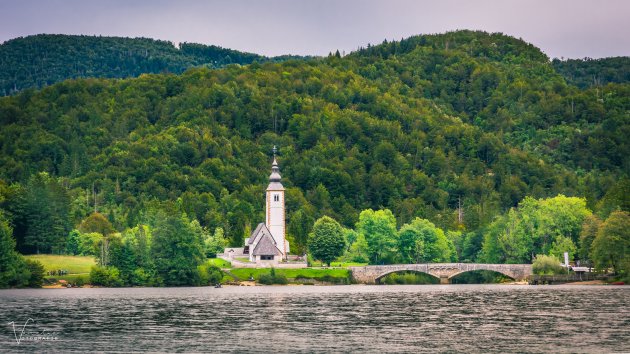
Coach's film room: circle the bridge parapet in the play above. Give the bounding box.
[349,263,532,284]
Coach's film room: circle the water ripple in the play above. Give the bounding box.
[0,285,628,353]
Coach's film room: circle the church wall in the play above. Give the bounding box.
[266,189,285,254]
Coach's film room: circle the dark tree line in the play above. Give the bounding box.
[0,34,310,95]
[552,57,630,89]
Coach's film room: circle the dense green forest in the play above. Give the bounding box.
[2,33,628,98]
[552,57,630,89]
[0,34,307,95]
[0,30,628,286]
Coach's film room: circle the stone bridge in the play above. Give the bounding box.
[349,263,532,284]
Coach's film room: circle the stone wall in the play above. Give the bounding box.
[227,259,307,269]
[219,248,245,260]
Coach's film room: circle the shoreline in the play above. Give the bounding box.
[40,279,621,289]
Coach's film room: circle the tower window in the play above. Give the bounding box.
[274,194,279,202]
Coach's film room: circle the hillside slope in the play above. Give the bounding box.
[0,34,306,95]
[0,30,627,253]
[552,57,630,89]
[348,31,629,173]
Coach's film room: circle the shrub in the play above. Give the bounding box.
[258,269,287,285]
[258,273,274,285]
[89,266,123,287]
[198,263,224,285]
[532,254,564,275]
[273,274,288,284]
[24,259,45,288]
[74,276,85,287]
[89,266,108,285]
[106,267,123,287]
[131,268,151,286]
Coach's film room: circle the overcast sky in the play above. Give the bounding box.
[1,0,628,59]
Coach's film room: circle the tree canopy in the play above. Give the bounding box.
[591,211,630,274]
[0,34,310,95]
[0,31,627,275]
[151,212,205,286]
[308,216,346,266]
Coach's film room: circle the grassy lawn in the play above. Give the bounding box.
[207,258,232,268]
[25,254,96,274]
[230,267,350,281]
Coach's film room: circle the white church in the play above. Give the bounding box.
[222,151,291,266]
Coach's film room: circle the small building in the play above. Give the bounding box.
[224,152,290,266]
[246,223,284,264]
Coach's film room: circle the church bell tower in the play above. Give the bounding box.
[266,146,288,258]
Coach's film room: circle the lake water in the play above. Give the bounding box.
[0,285,628,353]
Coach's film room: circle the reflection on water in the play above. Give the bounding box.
[0,285,628,353]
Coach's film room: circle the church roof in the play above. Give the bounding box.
[267,182,285,191]
[267,157,284,190]
[248,223,267,245]
[269,157,281,182]
[251,232,283,256]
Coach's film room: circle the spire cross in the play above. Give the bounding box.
[272,145,277,158]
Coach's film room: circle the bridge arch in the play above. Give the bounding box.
[374,270,440,284]
[448,269,516,284]
[448,267,517,280]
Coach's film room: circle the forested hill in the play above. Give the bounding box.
[552,57,630,89]
[0,34,307,95]
[3,33,628,97]
[0,30,628,254]
[346,31,629,173]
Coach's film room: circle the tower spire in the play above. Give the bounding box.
[269,145,281,182]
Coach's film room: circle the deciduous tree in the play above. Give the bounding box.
[308,216,346,266]
[579,215,601,264]
[151,212,205,286]
[356,209,398,264]
[591,211,630,274]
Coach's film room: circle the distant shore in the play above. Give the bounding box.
[40,279,621,289]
